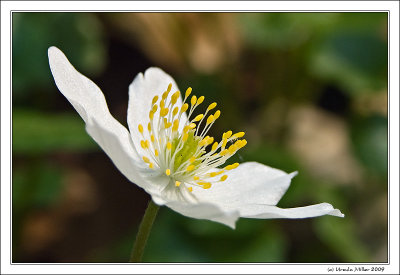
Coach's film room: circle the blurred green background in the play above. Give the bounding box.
[12,12,388,263]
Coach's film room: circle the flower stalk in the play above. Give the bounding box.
[130,200,160,262]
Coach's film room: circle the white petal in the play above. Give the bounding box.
[166,201,240,229]
[127,68,188,155]
[239,203,345,219]
[48,46,154,193]
[194,162,296,207]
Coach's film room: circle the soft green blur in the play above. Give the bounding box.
[12,12,387,263]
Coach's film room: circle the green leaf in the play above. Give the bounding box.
[13,109,98,154]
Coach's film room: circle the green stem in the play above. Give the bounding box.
[129,199,160,262]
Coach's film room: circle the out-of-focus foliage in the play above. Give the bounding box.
[12,12,388,263]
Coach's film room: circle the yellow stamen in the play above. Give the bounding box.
[220,175,228,182]
[207,102,217,111]
[185,87,192,98]
[165,169,171,176]
[167,142,172,150]
[197,96,205,105]
[188,187,193,192]
[149,163,154,169]
[172,106,179,116]
[175,181,181,187]
[138,124,144,133]
[182,133,189,142]
[180,103,189,113]
[189,123,196,129]
[151,135,155,143]
[232,132,245,139]
[193,176,200,180]
[160,108,169,117]
[211,142,218,151]
[151,95,159,105]
[142,156,150,163]
[171,91,180,105]
[154,149,159,156]
[201,182,212,189]
[192,114,204,122]
[225,163,239,170]
[191,95,197,106]
[223,131,232,139]
[186,165,195,172]
[147,122,151,132]
[172,119,179,132]
[214,110,221,120]
[206,115,214,125]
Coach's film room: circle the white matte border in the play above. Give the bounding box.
[1,1,399,274]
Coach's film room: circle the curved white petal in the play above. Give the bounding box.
[239,203,344,219]
[194,162,296,207]
[48,46,154,193]
[166,201,240,229]
[127,68,188,156]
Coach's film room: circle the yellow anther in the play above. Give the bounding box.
[185,87,192,98]
[180,103,189,113]
[188,187,193,192]
[160,100,165,108]
[160,108,169,117]
[172,119,179,132]
[171,91,180,105]
[151,95,159,105]
[209,172,217,177]
[201,182,212,189]
[167,142,172,150]
[154,149,159,156]
[149,110,154,120]
[199,137,208,146]
[207,102,217,111]
[172,106,179,116]
[191,95,197,106]
[206,115,214,125]
[210,170,224,177]
[189,123,196,129]
[175,181,181,187]
[151,135,155,143]
[165,169,171,176]
[208,137,214,145]
[193,176,200,180]
[212,142,218,151]
[162,88,170,100]
[228,144,237,154]
[182,133,189,142]
[225,163,239,170]
[220,175,228,182]
[142,156,150,163]
[140,140,148,149]
[138,124,144,133]
[149,163,154,169]
[189,156,196,163]
[232,132,245,139]
[145,140,150,148]
[152,104,158,113]
[197,96,205,105]
[223,131,232,139]
[220,149,229,156]
[192,114,204,122]
[214,110,221,120]
[186,165,195,172]
[147,122,151,132]
[164,121,172,129]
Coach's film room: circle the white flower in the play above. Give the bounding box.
[48,46,344,229]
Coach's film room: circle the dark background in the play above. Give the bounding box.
[12,12,388,263]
